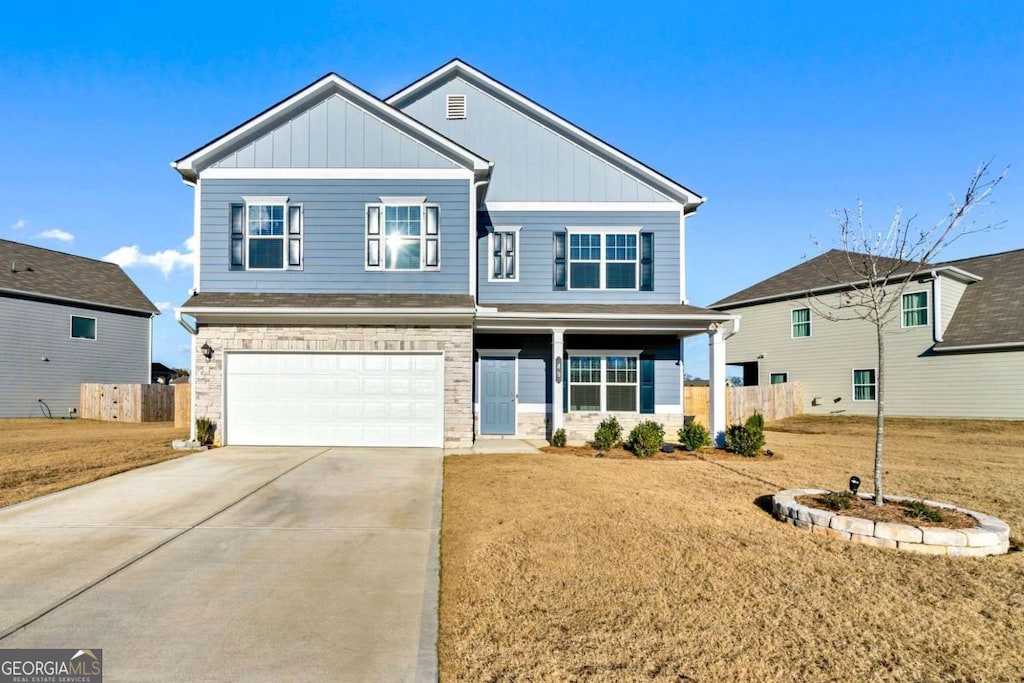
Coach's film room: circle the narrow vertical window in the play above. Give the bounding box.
[791,308,811,338]
[902,291,929,327]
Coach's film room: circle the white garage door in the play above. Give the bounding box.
[225,352,444,447]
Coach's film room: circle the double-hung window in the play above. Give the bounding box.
[853,369,877,401]
[567,230,638,289]
[230,197,302,270]
[791,308,811,338]
[902,291,929,327]
[568,354,639,412]
[489,228,519,281]
[365,198,439,271]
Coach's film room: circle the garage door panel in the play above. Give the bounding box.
[225,352,444,447]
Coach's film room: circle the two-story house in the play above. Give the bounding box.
[174,60,735,448]
[712,248,1024,419]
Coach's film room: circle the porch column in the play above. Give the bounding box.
[708,325,727,445]
[678,336,686,426]
[551,327,565,434]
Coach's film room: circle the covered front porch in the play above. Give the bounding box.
[472,305,735,444]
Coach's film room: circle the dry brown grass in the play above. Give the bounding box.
[440,415,1024,682]
[0,418,188,509]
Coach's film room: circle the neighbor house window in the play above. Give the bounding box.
[791,308,811,338]
[568,230,638,289]
[902,291,929,327]
[489,228,519,281]
[230,198,302,270]
[70,315,96,340]
[569,354,638,411]
[853,369,877,401]
[770,372,788,384]
[365,199,439,271]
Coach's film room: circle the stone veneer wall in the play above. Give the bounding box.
[562,412,684,445]
[194,324,474,448]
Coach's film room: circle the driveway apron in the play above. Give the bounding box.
[0,446,442,682]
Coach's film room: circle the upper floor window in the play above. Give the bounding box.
[853,368,877,401]
[791,308,811,338]
[553,229,653,292]
[489,227,519,282]
[902,291,929,327]
[70,315,96,340]
[230,197,302,270]
[365,198,439,271]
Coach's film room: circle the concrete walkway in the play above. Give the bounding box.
[0,446,442,682]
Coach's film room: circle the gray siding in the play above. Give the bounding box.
[211,94,458,170]
[723,290,1024,419]
[0,296,150,417]
[474,333,680,407]
[200,179,471,294]
[939,275,968,337]
[478,210,681,304]
[396,76,673,202]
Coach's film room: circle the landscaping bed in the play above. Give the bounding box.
[796,491,976,529]
[540,444,693,460]
[0,418,188,508]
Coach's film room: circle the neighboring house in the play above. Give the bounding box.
[173,59,735,448]
[711,248,1024,419]
[0,239,158,417]
[151,362,177,384]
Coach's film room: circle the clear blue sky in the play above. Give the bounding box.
[1,1,1021,376]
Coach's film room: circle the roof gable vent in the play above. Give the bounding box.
[446,94,466,120]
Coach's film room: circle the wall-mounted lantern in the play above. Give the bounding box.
[201,342,214,361]
[554,356,562,383]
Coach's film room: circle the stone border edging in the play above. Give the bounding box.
[772,489,1010,557]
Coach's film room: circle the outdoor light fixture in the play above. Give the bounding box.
[849,476,861,494]
[554,356,562,383]
[201,342,214,361]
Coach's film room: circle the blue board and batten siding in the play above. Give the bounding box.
[395,76,674,203]
[199,179,471,293]
[478,210,681,304]
[212,94,459,170]
[474,334,681,408]
[0,296,150,417]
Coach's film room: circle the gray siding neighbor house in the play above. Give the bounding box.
[712,248,1024,419]
[0,240,158,417]
[173,60,735,448]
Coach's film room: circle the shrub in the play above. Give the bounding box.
[627,420,665,458]
[195,417,215,445]
[678,422,712,451]
[593,416,622,451]
[724,423,762,457]
[551,428,567,448]
[900,500,944,524]
[746,412,765,436]
[821,490,856,511]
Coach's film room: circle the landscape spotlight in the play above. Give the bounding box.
[201,342,214,361]
[849,476,861,495]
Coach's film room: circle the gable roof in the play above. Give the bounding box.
[934,248,1024,350]
[386,59,704,208]
[173,72,492,182]
[0,239,157,314]
[711,249,981,309]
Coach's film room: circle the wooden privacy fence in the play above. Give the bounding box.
[80,383,191,425]
[174,383,191,428]
[684,382,803,428]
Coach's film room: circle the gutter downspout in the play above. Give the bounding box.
[471,172,492,304]
[174,308,198,441]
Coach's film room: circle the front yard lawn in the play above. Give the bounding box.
[440,416,1024,681]
[0,418,188,509]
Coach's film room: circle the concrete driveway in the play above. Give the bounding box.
[0,446,442,682]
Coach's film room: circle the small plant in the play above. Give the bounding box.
[900,500,944,524]
[821,490,856,511]
[593,416,622,451]
[551,428,567,448]
[724,413,766,457]
[678,422,712,451]
[627,420,665,458]
[195,417,215,445]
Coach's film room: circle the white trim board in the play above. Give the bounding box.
[200,168,475,180]
[484,201,683,212]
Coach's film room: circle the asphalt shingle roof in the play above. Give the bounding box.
[0,239,157,314]
[934,248,1024,348]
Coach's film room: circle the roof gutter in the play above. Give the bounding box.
[933,341,1024,353]
[0,286,157,316]
[175,308,197,335]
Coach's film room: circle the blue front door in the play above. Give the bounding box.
[480,356,516,435]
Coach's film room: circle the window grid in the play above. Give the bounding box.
[792,308,811,338]
[902,291,929,327]
[568,355,639,412]
[366,202,439,271]
[567,231,639,290]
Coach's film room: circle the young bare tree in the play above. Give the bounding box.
[808,162,1006,505]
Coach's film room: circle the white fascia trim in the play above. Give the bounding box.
[191,177,201,290]
[484,201,684,212]
[174,74,490,177]
[475,309,738,322]
[200,168,474,180]
[679,209,687,304]
[386,60,704,206]
[566,348,642,356]
[474,323,715,334]
[933,341,1024,352]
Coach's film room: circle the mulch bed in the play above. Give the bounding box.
[797,493,978,529]
[541,445,696,461]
